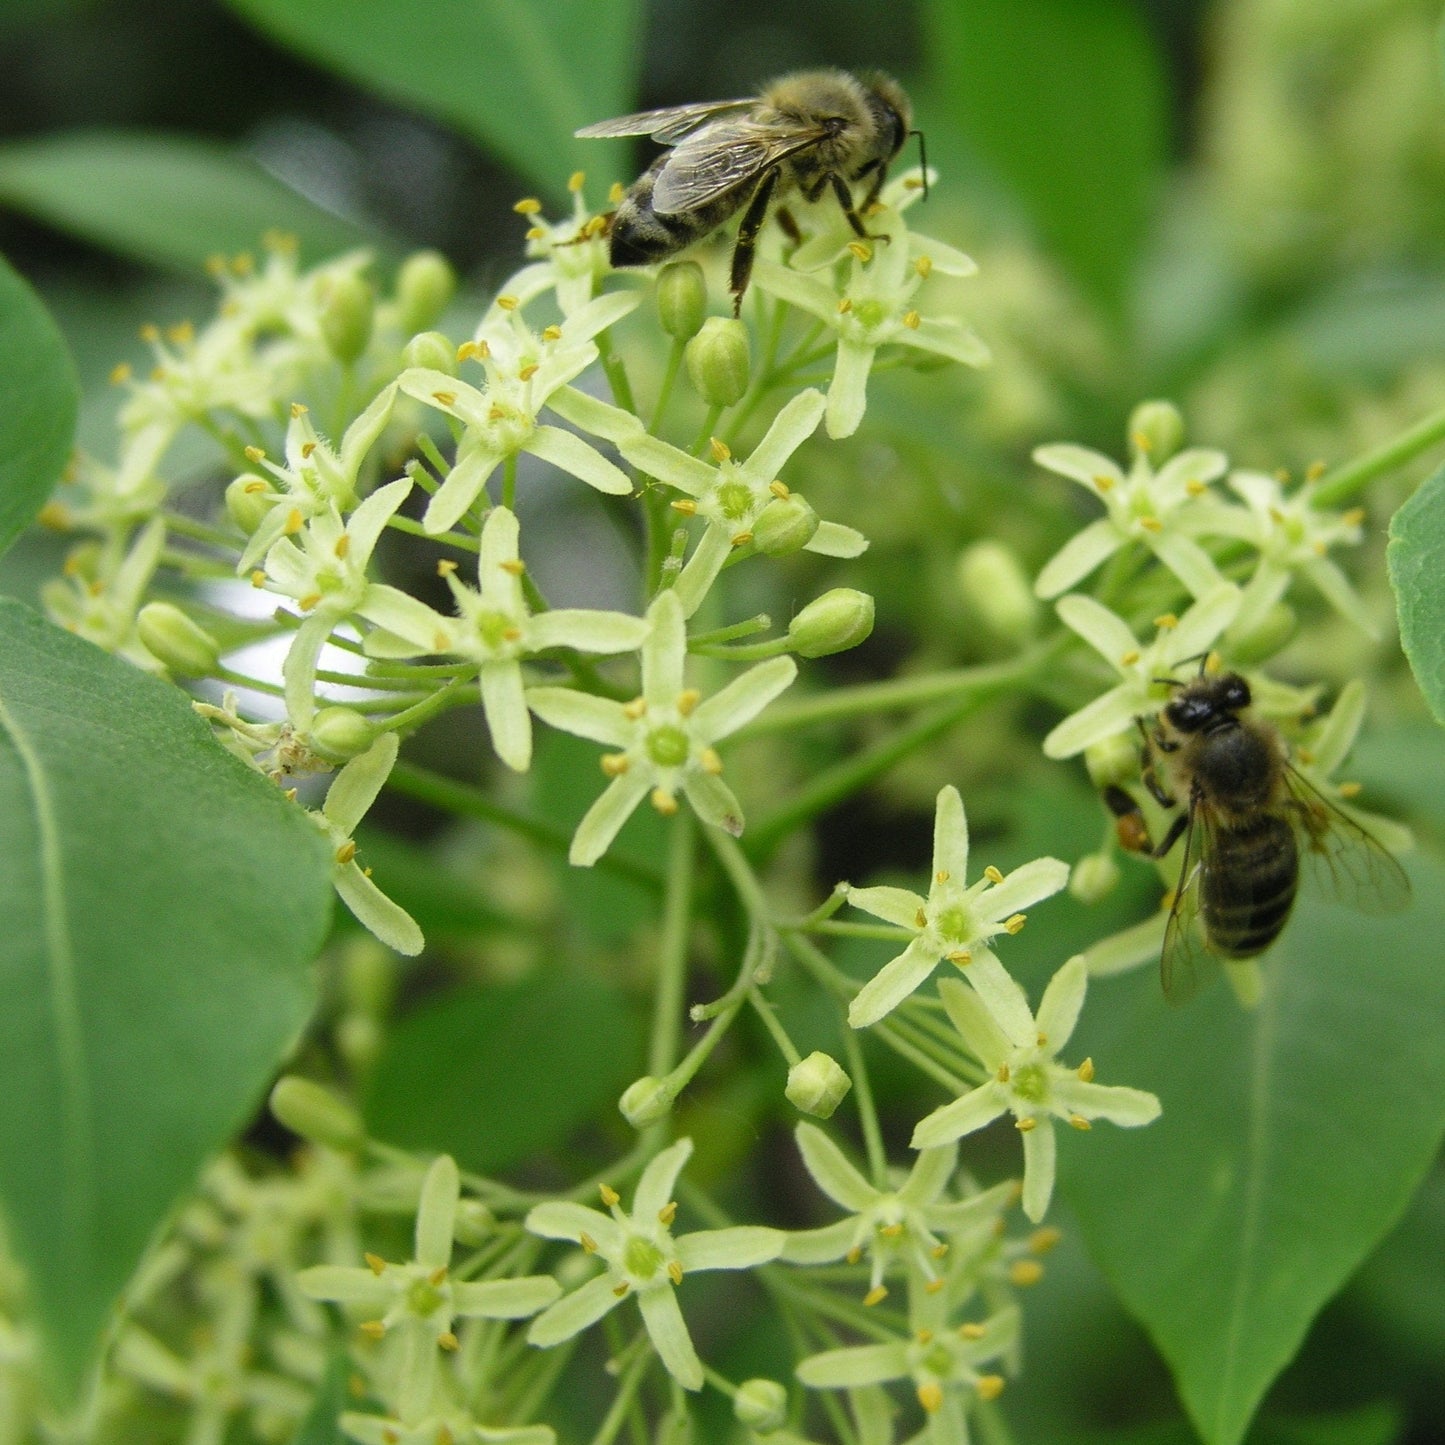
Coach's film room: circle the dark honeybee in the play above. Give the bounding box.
[1110,670,1409,1002]
[576,69,917,313]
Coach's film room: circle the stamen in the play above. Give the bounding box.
[976,1375,1005,1401]
[862,1285,888,1307]
[671,499,698,515]
[959,1322,986,1339]
[359,1320,386,1340]
[917,1383,943,1413]
[769,480,790,499]
[902,310,921,329]
[568,171,585,192]
[709,437,731,462]
[364,1252,386,1275]
[1004,913,1027,934]
[676,688,701,716]
[335,842,357,865]
[244,445,266,463]
[1077,1057,1094,1081]
[437,1331,459,1351]
[667,1261,683,1286]
[1153,613,1178,630]
[513,197,542,215]
[1015,1116,1036,1132]
[431,390,457,406]
[657,1201,677,1226]
[650,788,679,816]
[984,865,1004,885]
[600,754,630,778]
[1029,1227,1062,1255]
[1009,1260,1043,1288]
[599,1184,620,1207]
[580,1232,597,1253]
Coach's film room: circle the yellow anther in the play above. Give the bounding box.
[1337,781,1362,798]
[488,404,509,422]
[1204,650,1222,672]
[1069,1114,1091,1131]
[499,559,526,575]
[769,479,790,498]
[139,323,160,343]
[1036,1032,1048,1047]
[612,1281,629,1297]
[976,1375,1006,1402]
[936,869,950,883]
[651,788,679,816]
[334,533,351,559]
[1307,460,1327,482]
[502,626,523,642]
[166,321,194,345]
[456,341,481,362]
[1138,516,1163,533]
[1009,1259,1044,1288]
[335,841,357,865]
[931,1242,949,1259]
[358,1319,386,1340]
[249,570,266,588]
[568,170,586,192]
[600,752,630,778]
[541,324,563,342]
[513,197,542,215]
[623,696,647,719]
[525,226,547,241]
[149,365,168,383]
[709,437,731,462]
[837,297,852,314]
[300,441,318,460]
[1185,479,1207,497]
[862,1285,888,1307]
[474,339,491,358]
[676,688,701,716]
[730,530,753,547]
[496,294,520,311]
[263,229,297,253]
[243,480,268,494]
[1120,648,1141,667]
[948,950,972,968]
[917,1383,944,1414]
[997,1063,1010,1083]
[584,214,609,238]
[904,176,924,189]
[436,559,459,578]
[518,362,540,381]
[1295,746,1315,765]
[902,310,921,329]
[915,907,928,929]
[959,1321,986,1339]
[878,1222,904,1237]
[283,787,299,801]
[1093,474,1114,492]
[109,362,132,385]
[845,1246,862,1265]
[657,1201,677,1225]
[1275,467,1291,483]
[1078,1056,1095,1081]
[925,1277,944,1293]
[915,255,933,277]
[1131,430,1152,455]
[299,592,322,612]
[984,864,1004,885]
[205,254,227,277]
[232,252,254,275]
[36,501,69,530]
[1311,539,1327,556]
[431,390,457,407]
[1004,913,1027,935]
[1015,1116,1036,1132]
[667,1260,683,1286]
[580,1231,597,1253]
[671,499,698,515]
[437,1331,459,1352]
[1269,506,1286,525]
[1343,507,1366,527]
[599,1184,620,1207]
[699,747,723,776]
[244,445,266,463]
[364,1252,386,1275]
[1030,1226,1063,1255]
[609,180,626,203]
[847,241,872,263]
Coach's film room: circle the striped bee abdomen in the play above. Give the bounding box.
[1202,813,1299,958]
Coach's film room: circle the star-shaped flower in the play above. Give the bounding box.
[42,517,166,671]
[615,389,866,616]
[1032,437,1230,600]
[340,1409,555,1445]
[500,175,616,316]
[1042,583,1241,759]
[362,506,649,771]
[526,589,796,865]
[397,292,638,533]
[780,1124,1017,1299]
[525,1137,784,1390]
[300,1156,559,1425]
[911,959,1161,1221]
[846,786,1069,1033]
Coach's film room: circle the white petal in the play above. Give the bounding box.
[562,289,640,344]
[638,1284,703,1390]
[642,589,687,707]
[680,770,744,836]
[545,385,645,446]
[527,608,649,654]
[1032,443,1125,491]
[525,426,632,496]
[923,1178,1019,1233]
[525,1202,623,1258]
[691,656,798,741]
[634,1138,694,1220]
[1050,1076,1162,1127]
[674,1226,784,1271]
[962,947,1036,1050]
[746,388,826,480]
[1020,1118,1057,1223]
[1033,519,1121,599]
[1080,911,1166,977]
[908,234,976,276]
[525,686,631,746]
[356,585,454,653]
[398,368,488,424]
[333,862,424,956]
[1152,447,1228,499]
[424,445,502,534]
[569,771,651,867]
[1170,582,1242,659]
[824,341,874,439]
[616,432,713,496]
[982,857,1071,920]
[930,785,970,885]
[481,662,532,772]
[1304,556,1376,636]
[294,1266,390,1308]
[1146,530,1225,599]
[795,1123,877,1211]
[1227,562,1290,642]
[452,1275,561,1319]
[899,1140,958,1206]
[527,1273,620,1346]
[324,733,400,834]
[338,381,399,474]
[479,505,522,593]
[804,520,869,557]
[936,977,1011,1072]
[910,1082,1008,1149]
[415,1154,459,1268]
[672,527,731,618]
[282,613,332,733]
[749,257,838,321]
[346,478,412,565]
[1041,685,1139,760]
[1310,680,1366,777]
[909,318,991,367]
[848,935,939,1028]
[1035,956,1088,1052]
[795,1341,911,1389]
[1055,594,1138,669]
[778,1219,857,1264]
[846,884,927,929]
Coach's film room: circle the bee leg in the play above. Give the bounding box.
[1103,784,1153,854]
[856,158,888,212]
[827,173,890,245]
[775,206,803,245]
[1150,809,1190,860]
[729,166,782,314]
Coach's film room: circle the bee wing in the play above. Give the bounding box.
[651,115,831,214]
[575,98,755,143]
[1283,765,1411,915]
[1160,797,1222,1005]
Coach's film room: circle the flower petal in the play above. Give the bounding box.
[356,585,454,653]
[525,425,632,496]
[333,862,425,956]
[324,732,399,835]
[414,1154,459,1268]
[295,1265,391,1309]
[804,520,869,558]
[545,385,645,447]
[824,340,874,440]
[346,478,413,565]
[1032,444,1125,491]
[1050,1077,1162,1127]
[672,526,731,618]
[638,1284,703,1390]
[527,1273,620,1347]
[1170,582,1242,660]
[527,608,649,654]
[680,770,744,836]
[479,505,523,599]
[691,656,798,741]
[1042,684,1138,760]
[909,318,991,367]
[930,785,970,886]
[569,770,651,867]
[961,947,1036,1049]
[982,857,1071,921]
[747,388,826,480]
[848,935,940,1028]
[616,433,713,496]
[526,685,631,747]
[936,977,1010,1072]
[1152,447,1228,499]
[525,1202,623,1258]
[1146,530,1226,599]
[846,884,927,929]
[795,1122,878,1211]
[282,612,333,734]
[899,1140,958,1206]
[1080,911,1167,977]
[1055,594,1138,670]
[674,1226,784,1271]
[1019,1117,1057,1223]
[750,257,837,322]
[1034,519,1121,599]
[1035,956,1088,1053]
[923,1178,1019,1233]
[778,1219,857,1264]
[452,1275,561,1319]
[481,660,532,772]
[1304,555,1375,636]
[642,589,686,707]
[796,1341,911,1389]
[634,1137,694,1221]
[1310,680,1366,778]
[424,444,502,534]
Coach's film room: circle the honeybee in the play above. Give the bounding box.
[576,69,917,313]
[1108,670,1410,1002]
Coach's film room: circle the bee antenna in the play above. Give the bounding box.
[910,130,929,200]
[1151,676,1185,690]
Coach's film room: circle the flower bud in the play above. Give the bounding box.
[1128,400,1186,466]
[396,250,456,333]
[654,1407,694,1445]
[956,541,1038,642]
[656,261,707,340]
[137,602,220,677]
[1084,732,1139,791]
[1069,852,1121,905]
[402,329,457,375]
[311,706,377,760]
[787,589,874,658]
[1227,601,1297,667]
[453,1198,496,1247]
[685,317,750,406]
[335,1013,382,1075]
[753,492,819,556]
[225,474,272,535]
[320,273,375,366]
[269,1076,364,1150]
[734,1378,788,1433]
[619,1075,675,1129]
[785,1051,852,1118]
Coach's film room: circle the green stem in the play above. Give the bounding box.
[374,673,478,733]
[748,987,802,1067]
[806,921,913,942]
[386,514,480,552]
[976,1399,1019,1445]
[839,1026,886,1189]
[648,811,696,1079]
[596,330,638,415]
[1313,402,1445,506]
[649,337,687,434]
[502,454,517,510]
[687,614,772,647]
[690,636,791,661]
[160,511,241,553]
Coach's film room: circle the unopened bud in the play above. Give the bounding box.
[619,1075,675,1129]
[396,250,456,333]
[685,317,750,406]
[785,1051,852,1118]
[1084,732,1139,791]
[225,474,272,534]
[137,602,220,677]
[311,706,376,760]
[753,492,819,556]
[1227,601,1296,667]
[656,261,707,340]
[1128,400,1186,465]
[320,273,375,366]
[402,330,456,375]
[335,1013,382,1075]
[453,1198,496,1247]
[1069,852,1121,904]
[734,1378,788,1432]
[269,1076,364,1150]
[956,540,1038,641]
[787,588,874,658]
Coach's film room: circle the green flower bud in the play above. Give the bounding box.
[619,1075,676,1129]
[453,1198,496,1247]
[1127,400,1186,466]
[734,1378,788,1433]
[787,589,874,658]
[654,1407,694,1445]
[1069,852,1121,905]
[225,474,273,535]
[402,329,457,375]
[685,317,750,406]
[342,934,396,1016]
[1227,601,1297,667]
[137,602,220,677]
[1084,732,1139,791]
[320,273,375,366]
[656,261,707,340]
[335,1013,382,1075]
[311,706,377,760]
[753,491,819,556]
[269,1076,364,1150]
[784,1051,851,1118]
[956,540,1038,642]
[396,249,456,333]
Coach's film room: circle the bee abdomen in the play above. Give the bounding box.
[610,163,744,268]
[1202,815,1299,958]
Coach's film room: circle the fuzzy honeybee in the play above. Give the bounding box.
[576,69,918,312]
[1107,670,1410,1002]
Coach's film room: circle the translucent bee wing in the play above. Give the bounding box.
[1283,765,1411,916]
[1160,800,1222,1006]
[575,99,755,143]
[652,117,830,213]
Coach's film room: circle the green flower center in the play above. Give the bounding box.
[623,1235,664,1280]
[920,1342,954,1377]
[854,299,887,330]
[407,1278,446,1316]
[646,724,691,768]
[475,607,517,651]
[1011,1063,1048,1104]
[716,478,756,522]
[932,904,972,943]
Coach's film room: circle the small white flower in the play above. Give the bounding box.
[525,1137,784,1390]
[499,177,615,316]
[846,786,1069,1032]
[341,1412,555,1445]
[41,518,166,671]
[1032,438,1230,600]
[1042,583,1241,759]
[911,959,1161,1221]
[527,589,796,865]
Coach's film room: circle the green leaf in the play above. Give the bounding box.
[0,132,386,274]
[364,967,643,1173]
[924,0,1167,310]
[1056,1402,1400,1445]
[0,255,77,558]
[1387,461,1445,725]
[290,1351,353,1445]
[1063,858,1445,1445]
[224,0,643,198]
[0,600,334,1400]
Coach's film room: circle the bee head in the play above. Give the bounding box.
[1163,671,1251,733]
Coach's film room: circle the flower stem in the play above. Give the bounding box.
[648,811,696,1080]
[840,1026,887,1189]
[748,986,802,1067]
[649,337,686,434]
[502,454,518,510]
[1313,402,1445,506]
[373,672,477,732]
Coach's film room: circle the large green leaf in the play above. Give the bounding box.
[224,0,643,198]
[0,255,77,558]
[0,132,385,274]
[1063,857,1445,1445]
[925,0,1167,311]
[0,600,334,1399]
[1057,1402,1400,1445]
[1387,461,1445,725]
